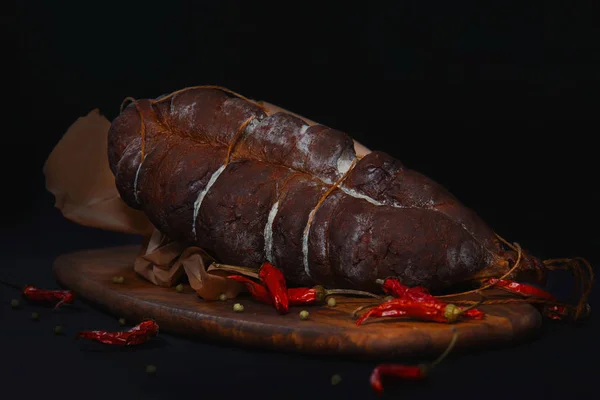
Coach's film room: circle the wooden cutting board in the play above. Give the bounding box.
[53,246,542,359]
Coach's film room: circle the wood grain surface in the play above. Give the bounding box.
[53,246,543,359]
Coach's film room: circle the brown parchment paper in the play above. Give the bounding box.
[134,229,243,300]
[44,99,371,299]
[43,109,154,236]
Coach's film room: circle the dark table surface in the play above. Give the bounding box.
[1,193,598,400]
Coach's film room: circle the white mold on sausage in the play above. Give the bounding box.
[192,164,227,240]
[263,201,280,263]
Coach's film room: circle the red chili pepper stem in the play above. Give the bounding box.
[75,319,159,346]
[369,329,459,394]
[429,329,459,367]
[54,299,67,311]
[313,285,383,302]
[2,280,75,310]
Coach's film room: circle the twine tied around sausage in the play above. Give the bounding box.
[120,85,267,165]
[434,235,593,321]
[542,257,594,320]
[494,234,593,320]
[349,236,593,321]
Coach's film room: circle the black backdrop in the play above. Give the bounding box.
[3,1,599,399]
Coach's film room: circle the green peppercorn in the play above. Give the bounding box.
[119,317,126,326]
[112,276,120,284]
[10,299,20,309]
[175,284,184,293]
[331,374,342,385]
[116,276,125,284]
[31,312,39,321]
[233,303,244,312]
[146,365,157,375]
[299,310,309,320]
[54,325,64,335]
[327,297,337,307]
[218,293,227,301]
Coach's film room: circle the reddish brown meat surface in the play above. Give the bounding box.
[108,87,534,292]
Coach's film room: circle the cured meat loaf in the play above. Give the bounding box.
[108,87,542,292]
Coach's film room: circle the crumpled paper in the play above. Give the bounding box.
[134,229,243,300]
[44,98,370,299]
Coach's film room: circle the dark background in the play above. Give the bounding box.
[3,1,599,399]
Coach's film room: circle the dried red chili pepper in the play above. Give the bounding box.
[545,303,591,320]
[23,285,75,310]
[356,297,483,326]
[76,319,159,346]
[227,275,273,305]
[258,262,289,314]
[370,365,425,394]
[485,278,571,320]
[288,287,318,305]
[0,279,75,310]
[376,278,484,320]
[377,277,424,299]
[227,277,381,308]
[544,305,566,320]
[370,330,458,395]
[227,276,306,308]
[486,278,555,300]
